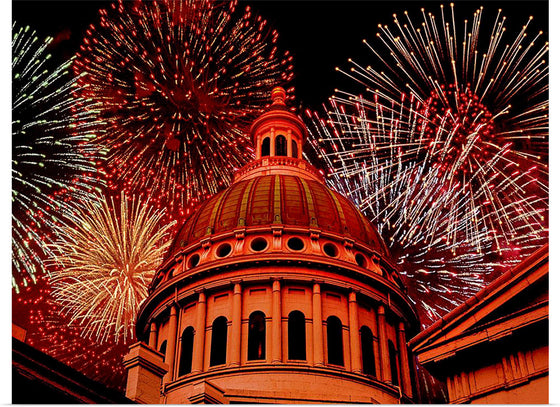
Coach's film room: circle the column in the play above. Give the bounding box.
[377,305,391,383]
[148,321,158,349]
[257,135,262,158]
[312,282,324,366]
[176,255,185,274]
[192,291,206,373]
[287,133,293,158]
[164,304,179,383]
[272,279,282,363]
[446,377,455,402]
[518,351,529,379]
[397,322,413,397]
[454,375,463,400]
[370,307,381,379]
[228,282,242,366]
[348,291,361,373]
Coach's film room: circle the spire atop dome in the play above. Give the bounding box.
[271,86,287,105]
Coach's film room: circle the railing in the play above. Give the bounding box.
[234,156,324,182]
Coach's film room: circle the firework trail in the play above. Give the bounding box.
[73,0,293,219]
[12,23,101,293]
[307,4,548,324]
[49,193,174,343]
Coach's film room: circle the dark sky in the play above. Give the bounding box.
[12,0,549,111]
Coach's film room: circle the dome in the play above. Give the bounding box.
[167,174,390,259]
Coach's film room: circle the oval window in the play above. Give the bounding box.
[250,237,268,252]
[217,243,232,258]
[188,253,200,268]
[323,243,338,257]
[287,237,304,251]
[355,253,366,267]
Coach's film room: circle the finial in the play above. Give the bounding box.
[271,86,286,105]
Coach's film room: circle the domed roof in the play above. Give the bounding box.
[167,174,390,258]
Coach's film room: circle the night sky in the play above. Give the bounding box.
[12,0,549,111]
[10,0,552,400]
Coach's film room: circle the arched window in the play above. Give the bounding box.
[288,311,306,360]
[159,340,167,361]
[210,316,228,366]
[275,134,287,156]
[360,326,375,376]
[291,140,298,158]
[178,326,194,376]
[261,137,270,157]
[248,311,266,360]
[327,316,344,366]
[388,339,399,385]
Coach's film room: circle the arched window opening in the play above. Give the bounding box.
[159,340,167,361]
[248,311,266,360]
[261,137,270,157]
[360,326,375,376]
[388,339,399,385]
[210,316,228,366]
[291,140,298,158]
[275,134,287,156]
[288,311,306,360]
[327,316,344,366]
[178,326,195,376]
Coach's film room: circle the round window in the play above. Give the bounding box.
[217,243,232,258]
[188,253,200,268]
[250,237,268,252]
[287,237,305,251]
[355,253,367,267]
[323,243,338,257]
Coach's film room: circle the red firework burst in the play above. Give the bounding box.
[73,0,293,220]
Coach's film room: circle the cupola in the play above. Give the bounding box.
[233,87,321,183]
[251,86,306,160]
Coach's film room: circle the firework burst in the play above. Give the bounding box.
[73,0,293,218]
[49,193,174,343]
[14,273,128,389]
[12,23,100,292]
[308,4,548,324]
[308,104,493,323]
